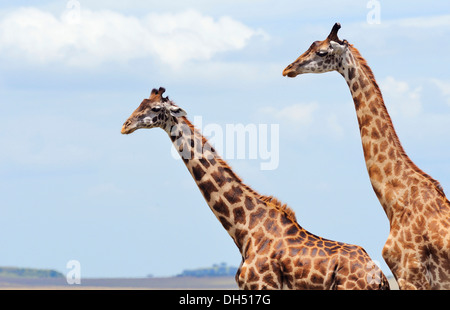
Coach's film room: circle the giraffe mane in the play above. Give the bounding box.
[181,116,299,224]
[258,195,298,222]
[348,44,447,198]
[347,43,381,99]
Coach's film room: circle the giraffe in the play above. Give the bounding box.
[120,87,389,290]
[282,23,450,290]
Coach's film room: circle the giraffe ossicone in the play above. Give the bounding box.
[283,23,450,290]
[121,87,390,290]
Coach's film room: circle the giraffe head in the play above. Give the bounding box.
[121,87,187,134]
[282,23,349,77]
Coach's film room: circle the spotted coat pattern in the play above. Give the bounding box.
[121,87,390,290]
[283,23,450,290]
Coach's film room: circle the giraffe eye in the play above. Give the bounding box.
[316,50,328,57]
[151,106,161,112]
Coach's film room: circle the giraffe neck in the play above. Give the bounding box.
[164,116,265,254]
[338,46,445,221]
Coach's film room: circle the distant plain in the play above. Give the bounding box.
[0,276,398,290]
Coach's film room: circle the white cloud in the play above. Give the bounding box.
[341,14,450,58]
[0,7,267,68]
[275,102,318,125]
[353,14,450,33]
[260,102,319,134]
[431,78,450,107]
[379,76,422,118]
[386,14,450,29]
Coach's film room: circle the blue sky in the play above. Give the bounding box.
[0,1,449,280]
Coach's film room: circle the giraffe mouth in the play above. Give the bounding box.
[121,125,137,135]
[286,71,298,78]
[282,68,298,78]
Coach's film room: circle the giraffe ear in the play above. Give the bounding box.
[169,105,187,117]
[329,41,346,55]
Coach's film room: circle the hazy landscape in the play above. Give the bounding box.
[0,264,239,289]
[0,265,398,290]
[0,276,238,290]
[1,277,400,290]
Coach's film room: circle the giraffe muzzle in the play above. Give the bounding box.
[121,121,137,134]
[282,66,298,78]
